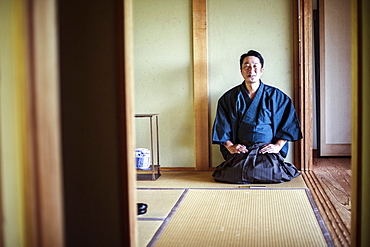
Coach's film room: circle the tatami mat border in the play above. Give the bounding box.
[147,189,189,246]
[138,217,165,221]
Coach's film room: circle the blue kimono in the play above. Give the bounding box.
[212,81,303,184]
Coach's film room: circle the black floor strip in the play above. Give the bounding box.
[147,189,189,247]
[305,188,335,247]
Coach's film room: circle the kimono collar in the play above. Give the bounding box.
[241,81,265,121]
[241,80,264,101]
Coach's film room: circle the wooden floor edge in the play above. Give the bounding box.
[302,171,351,247]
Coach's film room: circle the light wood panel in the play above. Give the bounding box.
[192,0,210,170]
[27,0,64,246]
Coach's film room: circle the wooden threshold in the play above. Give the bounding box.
[302,171,350,247]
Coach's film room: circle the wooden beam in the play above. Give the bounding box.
[192,0,210,170]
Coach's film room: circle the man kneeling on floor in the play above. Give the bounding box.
[212,50,303,184]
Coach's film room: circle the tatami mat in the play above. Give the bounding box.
[137,189,186,246]
[137,189,185,218]
[136,172,331,247]
[151,189,332,247]
[138,221,163,247]
[137,171,307,188]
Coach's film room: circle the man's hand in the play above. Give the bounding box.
[259,139,287,154]
[224,141,248,154]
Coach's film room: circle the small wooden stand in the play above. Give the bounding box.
[135,114,161,180]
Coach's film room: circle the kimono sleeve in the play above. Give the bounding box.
[212,95,234,145]
[272,90,303,142]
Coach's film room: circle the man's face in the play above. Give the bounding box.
[240,56,264,84]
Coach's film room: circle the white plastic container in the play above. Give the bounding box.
[135,148,151,169]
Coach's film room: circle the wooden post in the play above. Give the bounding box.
[294,0,313,171]
[192,0,210,170]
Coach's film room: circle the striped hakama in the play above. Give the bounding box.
[212,143,300,184]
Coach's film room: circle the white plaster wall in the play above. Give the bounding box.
[324,0,352,144]
[133,0,194,167]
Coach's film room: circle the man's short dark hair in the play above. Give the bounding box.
[240,50,264,69]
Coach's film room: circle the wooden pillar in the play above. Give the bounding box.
[294,0,313,171]
[192,0,210,170]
